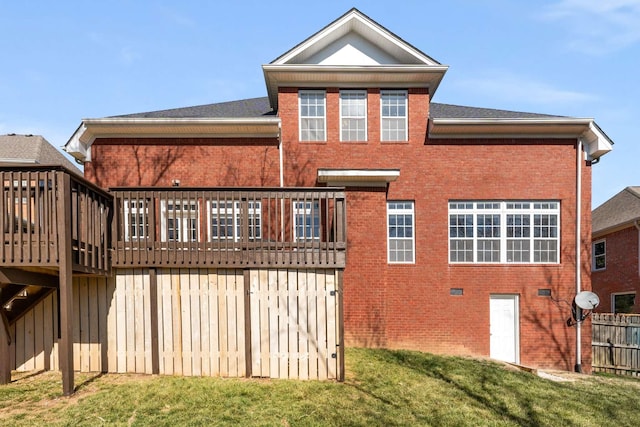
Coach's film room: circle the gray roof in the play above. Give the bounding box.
[114,96,562,120]
[0,134,81,173]
[115,97,275,119]
[592,187,640,235]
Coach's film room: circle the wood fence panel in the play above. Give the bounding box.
[11,267,341,381]
[248,268,340,380]
[592,313,640,376]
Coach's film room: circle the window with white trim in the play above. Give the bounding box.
[340,90,367,141]
[299,90,326,141]
[449,201,559,263]
[124,199,149,241]
[161,200,199,242]
[381,90,407,141]
[387,201,415,263]
[613,292,635,314]
[293,200,320,241]
[208,200,261,241]
[592,239,606,271]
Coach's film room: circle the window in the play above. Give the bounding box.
[593,240,606,271]
[293,200,320,241]
[340,90,367,141]
[613,293,635,314]
[449,201,560,264]
[387,201,414,263]
[161,200,199,242]
[208,200,261,241]
[299,90,326,141]
[124,199,149,241]
[381,90,407,141]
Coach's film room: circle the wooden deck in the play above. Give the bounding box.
[111,188,347,268]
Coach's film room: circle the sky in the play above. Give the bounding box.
[0,0,638,208]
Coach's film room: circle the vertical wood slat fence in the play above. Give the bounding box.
[9,268,342,380]
[592,313,640,376]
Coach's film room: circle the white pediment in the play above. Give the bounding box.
[303,33,400,65]
[271,8,441,67]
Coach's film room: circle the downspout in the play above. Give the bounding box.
[575,138,583,373]
[278,122,284,188]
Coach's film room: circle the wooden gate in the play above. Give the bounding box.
[249,269,341,380]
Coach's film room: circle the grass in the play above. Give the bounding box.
[1,348,639,426]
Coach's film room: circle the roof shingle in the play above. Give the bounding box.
[592,187,640,235]
[0,134,81,173]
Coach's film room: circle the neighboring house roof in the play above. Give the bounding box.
[0,134,81,174]
[592,187,640,237]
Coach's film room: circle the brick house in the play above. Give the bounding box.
[591,187,640,313]
[1,8,613,393]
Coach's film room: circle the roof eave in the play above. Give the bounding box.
[263,64,448,110]
[428,117,613,159]
[64,117,282,163]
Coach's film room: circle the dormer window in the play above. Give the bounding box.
[299,90,326,141]
[340,90,367,141]
[381,90,407,141]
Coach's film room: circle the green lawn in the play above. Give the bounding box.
[1,348,638,426]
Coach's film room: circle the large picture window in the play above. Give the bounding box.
[381,90,407,141]
[449,201,559,264]
[299,90,326,141]
[340,90,367,141]
[387,201,415,263]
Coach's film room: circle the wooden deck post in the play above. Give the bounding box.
[149,268,159,375]
[0,308,11,384]
[57,173,74,396]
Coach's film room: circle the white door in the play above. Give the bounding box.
[490,295,519,364]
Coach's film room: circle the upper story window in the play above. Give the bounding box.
[592,239,606,271]
[299,90,326,141]
[340,90,367,141]
[208,200,262,242]
[449,201,560,264]
[124,199,149,242]
[293,200,320,241]
[381,90,407,141]
[161,200,199,242]
[387,201,415,263]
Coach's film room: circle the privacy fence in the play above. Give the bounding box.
[592,313,640,376]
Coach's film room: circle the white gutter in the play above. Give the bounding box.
[575,138,582,373]
[278,122,284,188]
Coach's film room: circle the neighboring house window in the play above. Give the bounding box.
[208,200,261,241]
[124,199,149,241]
[340,90,367,141]
[612,292,635,314]
[299,90,326,141]
[449,201,560,264]
[381,90,407,141]
[593,240,606,271]
[293,200,320,241]
[161,200,199,242]
[387,201,415,263]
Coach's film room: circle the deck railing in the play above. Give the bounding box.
[111,188,347,268]
[0,166,112,275]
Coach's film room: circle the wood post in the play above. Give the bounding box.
[243,269,252,378]
[336,269,345,382]
[0,308,11,384]
[149,268,159,375]
[57,172,74,396]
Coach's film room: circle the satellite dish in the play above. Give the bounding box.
[575,291,600,310]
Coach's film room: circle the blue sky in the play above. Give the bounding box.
[0,0,638,207]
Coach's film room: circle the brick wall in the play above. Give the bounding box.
[82,88,593,372]
[592,226,640,313]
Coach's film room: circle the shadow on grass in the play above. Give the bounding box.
[356,349,575,427]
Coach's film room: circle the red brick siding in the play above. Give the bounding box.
[592,226,640,313]
[82,87,593,371]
